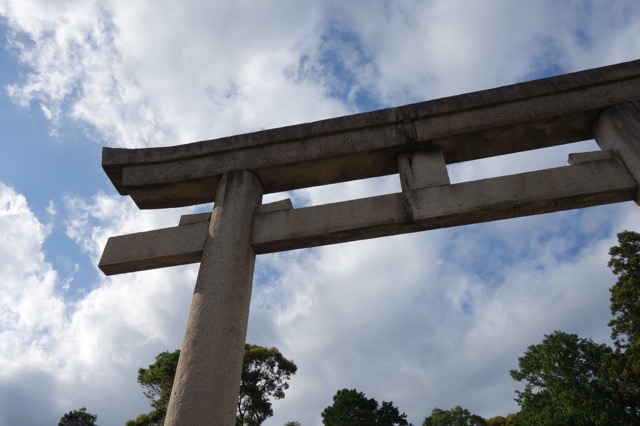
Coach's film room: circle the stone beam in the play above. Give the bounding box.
[98,152,637,275]
[251,152,635,253]
[102,60,640,208]
[98,199,293,275]
[98,220,208,275]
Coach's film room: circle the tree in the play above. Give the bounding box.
[128,344,297,425]
[601,230,640,421]
[136,350,179,423]
[322,389,377,425]
[509,331,624,425]
[124,411,162,426]
[422,406,486,426]
[607,231,640,349]
[237,344,298,425]
[506,232,640,424]
[321,388,408,426]
[377,400,410,426]
[58,407,98,426]
[600,348,640,422]
[485,414,517,426]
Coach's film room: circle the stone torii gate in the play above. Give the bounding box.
[99,60,640,425]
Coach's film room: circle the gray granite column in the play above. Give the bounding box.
[165,170,263,425]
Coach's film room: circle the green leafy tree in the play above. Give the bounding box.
[601,230,640,420]
[124,411,162,426]
[422,406,486,426]
[136,350,179,423]
[237,344,298,425]
[322,389,377,425]
[510,331,624,425]
[128,344,296,425]
[485,414,517,426]
[321,388,409,426]
[57,407,98,426]
[600,348,640,421]
[376,400,410,425]
[607,231,640,349]
[506,231,640,425]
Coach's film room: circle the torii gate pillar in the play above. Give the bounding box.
[164,170,263,426]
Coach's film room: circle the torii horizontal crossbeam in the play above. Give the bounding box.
[103,60,640,209]
[99,151,637,275]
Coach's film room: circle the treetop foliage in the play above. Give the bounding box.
[609,231,640,349]
[485,414,517,426]
[422,406,487,426]
[57,407,98,426]
[509,331,622,425]
[321,388,409,426]
[608,230,640,349]
[238,344,298,425]
[604,230,640,420]
[136,349,179,421]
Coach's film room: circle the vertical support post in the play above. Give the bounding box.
[594,101,640,205]
[165,170,263,425]
[397,150,450,191]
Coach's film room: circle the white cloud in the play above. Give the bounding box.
[0,183,63,366]
[5,0,640,147]
[301,0,640,107]
[0,182,200,424]
[3,0,350,148]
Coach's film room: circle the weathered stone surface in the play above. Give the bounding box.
[103,60,640,208]
[567,149,617,165]
[98,153,637,275]
[98,220,208,275]
[98,198,294,275]
[164,170,262,426]
[251,154,636,253]
[397,150,450,191]
[595,101,640,204]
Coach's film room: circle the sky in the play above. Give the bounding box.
[1,1,640,425]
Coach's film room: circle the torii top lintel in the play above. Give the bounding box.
[102,59,640,209]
